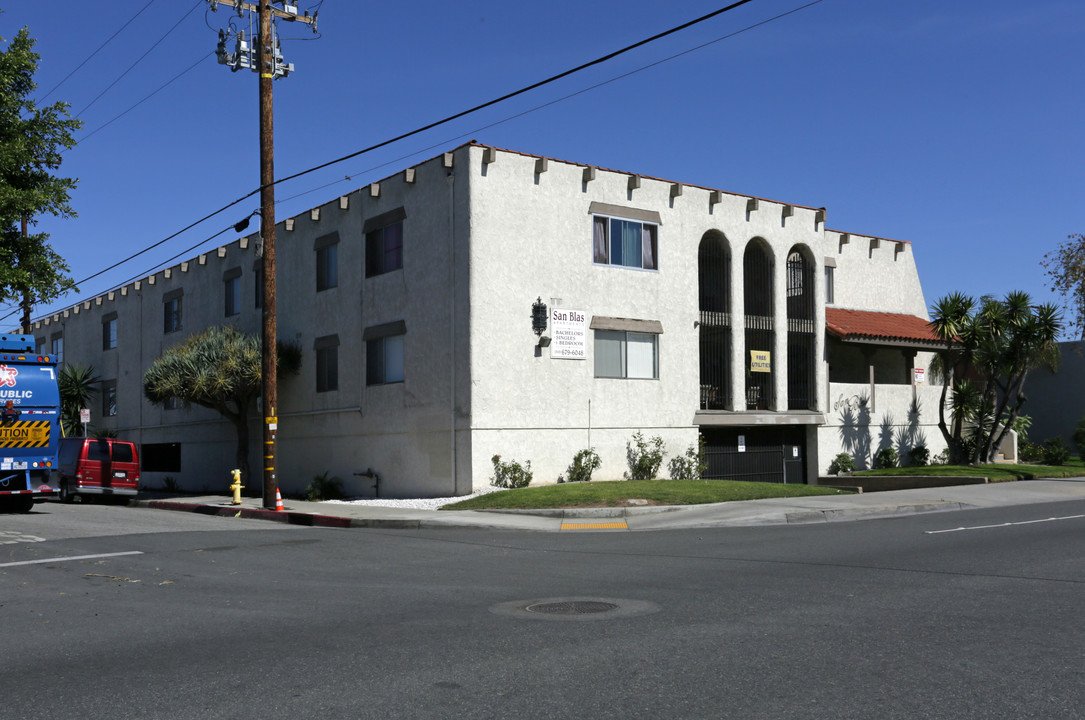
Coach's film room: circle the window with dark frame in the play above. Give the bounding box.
[224,267,242,317]
[315,232,339,291]
[314,335,339,392]
[141,443,181,473]
[50,333,63,363]
[163,290,183,333]
[102,313,117,350]
[102,380,117,417]
[365,208,406,278]
[363,320,406,386]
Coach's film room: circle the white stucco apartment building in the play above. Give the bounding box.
[33,142,948,496]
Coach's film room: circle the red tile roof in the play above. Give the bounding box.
[826,308,941,344]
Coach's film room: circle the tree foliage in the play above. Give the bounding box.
[142,326,300,485]
[929,291,1062,464]
[57,363,100,437]
[1041,233,1085,341]
[0,26,81,327]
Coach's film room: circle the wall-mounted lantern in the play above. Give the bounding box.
[531,297,548,336]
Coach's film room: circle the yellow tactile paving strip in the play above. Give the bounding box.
[560,521,629,530]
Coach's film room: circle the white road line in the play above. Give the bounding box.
[926,514,1085,534]
[0,551,143,568]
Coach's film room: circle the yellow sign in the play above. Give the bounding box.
[0,421,50,448]
[750,350,772,373]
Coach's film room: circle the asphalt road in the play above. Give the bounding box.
[3,499,1083,719]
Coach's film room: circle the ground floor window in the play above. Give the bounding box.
[142,443,181,473]
[594,330,658,379]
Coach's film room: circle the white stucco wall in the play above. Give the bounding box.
[36,142,935,496]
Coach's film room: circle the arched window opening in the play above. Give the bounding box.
[698,233,731,409]
[786,248,817,410]
[743,241,774,410]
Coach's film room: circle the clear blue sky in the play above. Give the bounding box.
[3,0,1083,334]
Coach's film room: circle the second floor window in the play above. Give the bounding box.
[51,334,63,363]
[102,380,117,417]
[592,213,659,271]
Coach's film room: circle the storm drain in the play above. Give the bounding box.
[490,597,660,622]
[526,600,619,615]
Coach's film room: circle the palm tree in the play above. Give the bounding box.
[58,363,100,436]
[928,292,973,462]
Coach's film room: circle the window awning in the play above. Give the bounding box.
[826,308,942,348]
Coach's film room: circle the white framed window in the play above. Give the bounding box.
[825,265,835,305]
[364,321,406,386]
[591,205,659,271]
[594,330,659,379]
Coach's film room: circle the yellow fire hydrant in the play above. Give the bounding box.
[229,469,244,505]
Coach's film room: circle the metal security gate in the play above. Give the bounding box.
[701,426,807,484]
[699,233,731,410]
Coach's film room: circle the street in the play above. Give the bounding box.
[3,500,1083,719]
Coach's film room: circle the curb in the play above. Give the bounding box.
[147,500,354,528]
[480,506,684,519]
[782,501,973,524]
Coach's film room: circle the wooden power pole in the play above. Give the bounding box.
[209,0,317,508]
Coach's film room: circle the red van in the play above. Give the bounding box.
[57,437,140,503]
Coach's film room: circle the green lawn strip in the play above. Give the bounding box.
[440,479,852,511]
[855,459,1085,482]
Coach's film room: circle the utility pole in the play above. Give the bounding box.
[209,0,317,508]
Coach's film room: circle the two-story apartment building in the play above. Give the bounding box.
[31,142,948,496]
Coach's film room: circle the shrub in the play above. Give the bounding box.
[1042,437,1071,466]
[930,449,949,466]
[828,452,855,475]
[564,448,601,483]
[1073,417,1085,459]
[306,471,344,501]
[626,432,665,480]
[490,455,533,489]
[908,445,930,467]
[874,446,899,469]
[1019,441,1045,463]
[668,437,706,480]
[1013,414,1032,445]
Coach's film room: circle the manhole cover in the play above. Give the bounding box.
[490,597,660,622]
[526,600,619,615]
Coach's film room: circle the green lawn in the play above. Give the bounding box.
[855,458,1085,482]
[440,479,853,511]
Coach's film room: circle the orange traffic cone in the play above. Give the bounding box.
[274,488,284,511]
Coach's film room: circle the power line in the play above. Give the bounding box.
[74,0,203,119]
[38,0,161,102]
[75,52,215,145]
[29,0,811,322]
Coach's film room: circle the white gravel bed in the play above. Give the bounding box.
[322,484,502,511]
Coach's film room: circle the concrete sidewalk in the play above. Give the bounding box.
[137,478,1085,532]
